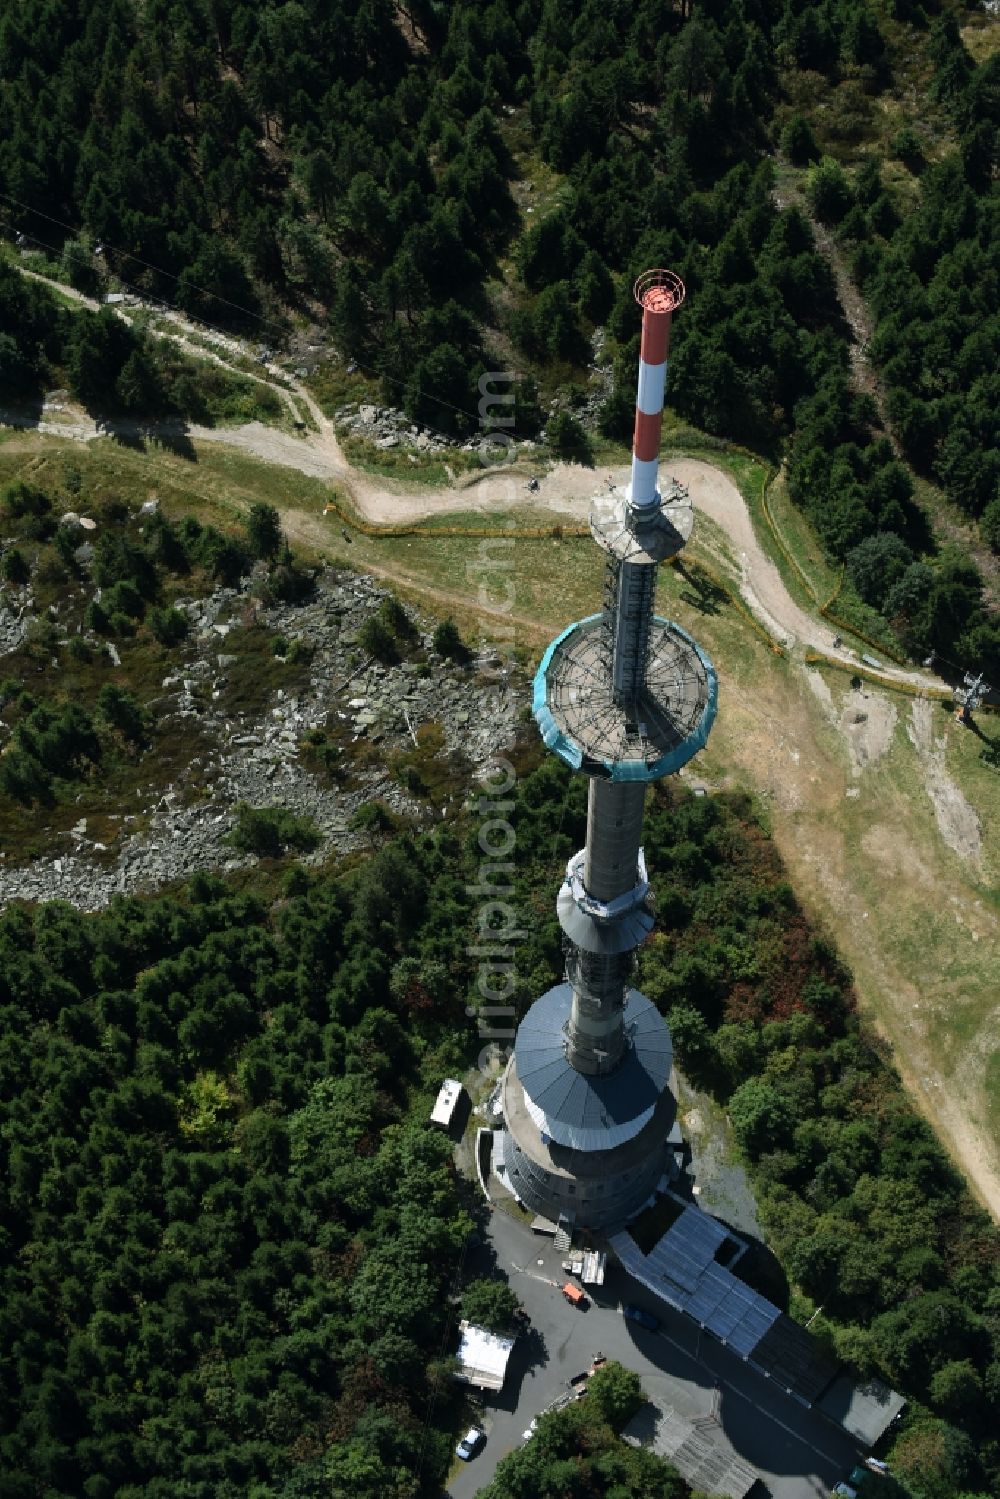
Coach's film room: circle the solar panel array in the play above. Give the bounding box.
[686,1264,780,1356]
[611,1205,779,1360]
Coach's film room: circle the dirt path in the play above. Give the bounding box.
[907,698,983,869]
[0,260,952,692]
[772,176,885,429]
[1,389,944,702]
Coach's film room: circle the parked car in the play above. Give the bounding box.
[455,1426,485,1461]
[623,1303,659,1331]
[561,1282,587,1308]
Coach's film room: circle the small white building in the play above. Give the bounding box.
[430,1078,463,1130]
[453,1320,515,1392]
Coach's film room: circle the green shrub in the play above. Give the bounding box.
[268,560,313,603]
[780,113,820,165]
[24,616,60,654]
[285,637,312,664]
[244,503,283,560]
[35,553,68,585]
[61,236,100,295]
[229,803,321,858]
[396,764,427,796]
[1,548,30,584]
[198,528,248,585]
[92,532,156,595]
[102,579,146,621]
[806,156,853,225]
[359,615,397,663]
[96,685,149,748]
[53,525,80,568]
[84,599,110,634]
[432,617,467,661]
[728,1077,794,1157]
[587,1363,644,1431]
[39,701,101,773]
[349,800,396,834]
[891,124,923,168]
[2,482,50,521]
[547,409,592,463]
[981,496,1000,555]
[0,747,52,804]
[148,606,189,647]
[21,510,57,543]
[459,1279,520,1333]
[378,595,416,641]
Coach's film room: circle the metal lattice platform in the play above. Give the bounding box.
[590,479,693,566]
[534,614,717,781]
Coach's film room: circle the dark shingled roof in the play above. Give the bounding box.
[751,1315,838,1402]
[514,983,671,1131]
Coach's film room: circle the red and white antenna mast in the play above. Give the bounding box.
[629,269,685,512]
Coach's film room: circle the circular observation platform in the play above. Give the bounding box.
[533,616,717,782]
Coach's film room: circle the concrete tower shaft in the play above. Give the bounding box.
[584,778,647,902]
[561,780,648,1072]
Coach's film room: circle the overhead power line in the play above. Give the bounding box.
[0,188,512,439]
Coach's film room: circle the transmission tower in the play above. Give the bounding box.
[500,271,717,1231]
[955,671,989,725]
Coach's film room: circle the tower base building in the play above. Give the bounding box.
[503,983,676,1230]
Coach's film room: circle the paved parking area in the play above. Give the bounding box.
[445,1211,862,1499]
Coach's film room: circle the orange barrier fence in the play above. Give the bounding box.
[758,472,909,665]
[322,491,784,655]
[760,467,816,602]
[666,554,785,656]
[803,651,951,700]
[817,606,908,665]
